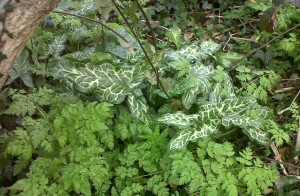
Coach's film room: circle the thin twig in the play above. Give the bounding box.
[270,141,300,179]
[262,157,300,170]
[51,10,129,43]
[277,89,300,115]
[113,1,171,101]
[274,87,295,94]
[135,0,157,49]
[227,22,300,71]
[130,170,164,180]
[231,36,258,42]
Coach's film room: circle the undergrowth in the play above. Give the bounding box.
[1,0,300,195]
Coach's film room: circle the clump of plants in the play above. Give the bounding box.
[1,0,300,195]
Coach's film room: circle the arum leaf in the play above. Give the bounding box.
[166,26,182,48]
[190,65,214,93]
[172,79,195,95]
[40,34,67,59]
[243,128,267,144]
[91,52,112,63]
[182,87,198,109]
[221,97,257,116]
[209,83,222,103]
[170,124,218,150]
[222,115,262,129]
[157,112,198,128]
[65,47,96,61]
[6,50,34,88]
[127,89,149,122]
[217,51,244,68]
[200,40,221,57]
[188,124,219,141]
[49,61,146,104]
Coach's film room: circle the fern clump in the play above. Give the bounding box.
[5,100,114,195]
[168,140,279,196]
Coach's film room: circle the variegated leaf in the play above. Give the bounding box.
[222,115,262,129]
[170,129,193,150]
[49,61,146,104]
[6,50,34,88]
[225,77,236,98]
[199,40,221,59]
[243,128,267,144]
[65,47,96,61]
[167,41,218,62]
[198,103,220,121]
[127,89,149,122]
[74,2,97,15]
[257,107,270,119]
[182,87,198,109]
[172,78,195,95]
[187,124,218,141]
[190,65,214,93]
[209,83,222,103]
[70,26,89,41]
[157,112,198,128]
[40,34,67,59]
[220,97,257,116]
[170,124,218,150]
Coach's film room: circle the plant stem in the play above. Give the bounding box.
[113,1,171,101]
[51,10,129,43]
[135,0,157,49]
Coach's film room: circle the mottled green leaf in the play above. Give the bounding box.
[6,50,34,88]
[167,41,220,62]
[170,124,218,150]
[65,47,96,61]
[166,26,182,48]
[217,51,244,68]
[172,78,195,95]
[182,87,198,109]
[222,115,262,129]
[209,84,222,103]
[127,89,149,122]
[40,34,67,59]
[157,112,198,128]
[49,61,147,104]
[220,97,256,117]
[243,128,267,144]
[190,65,214,93]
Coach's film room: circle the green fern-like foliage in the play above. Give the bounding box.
[3,89,279,195]
[6,101,114,195]
[5,87,54,116]
[168,140,279,196]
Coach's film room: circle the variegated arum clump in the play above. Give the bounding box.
[48,39,275,150]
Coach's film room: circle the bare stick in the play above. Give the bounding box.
[277,89,300,115]
[274,87,295,94]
